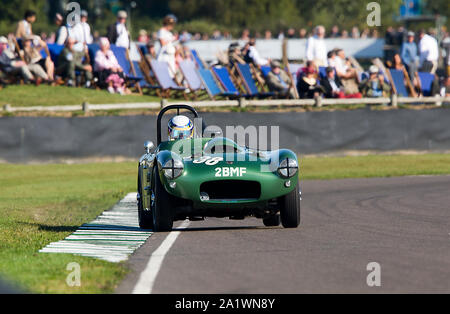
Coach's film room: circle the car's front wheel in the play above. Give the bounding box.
[279,183,301,228]
[151,167,174,232]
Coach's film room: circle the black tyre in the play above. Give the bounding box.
[263,214,280,227]
[279,183,301,228]
[151,168,174,232]
[138,169,153,229]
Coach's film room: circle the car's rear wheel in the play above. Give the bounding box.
[138,169,153,229]
[263,214,280,227]
[151,168,174,232]
[279,183,301,228]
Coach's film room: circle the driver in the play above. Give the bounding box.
[168,115,194,141]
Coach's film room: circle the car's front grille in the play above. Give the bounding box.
[200,180,261,200]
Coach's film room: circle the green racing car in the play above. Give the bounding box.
[137,105,301,231]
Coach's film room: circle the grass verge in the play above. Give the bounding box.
[0,162,136,293]
[0,153,449,293]
[0,85,160,107]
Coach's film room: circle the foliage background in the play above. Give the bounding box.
[0,0,447,37]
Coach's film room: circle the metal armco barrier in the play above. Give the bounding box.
[1,108,450,163]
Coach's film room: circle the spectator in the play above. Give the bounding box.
[266,61,294,98]
[395,26,405,46]
[55,13,70,45]
[359,65,390,98]
[23,35,54,82]
[15,10,36,39]
[107,10,130,49]
[360,29,370,39]
[179,30,192,43]
[223,30,232,40]
[136,29,148,43]
[264,30,272,40]
[245,38,270,66]
[287,28,296,39]
[371,29,379,39]
[94,37,128,95]
[388,53,404,71]
[192,33,201,41]
[330,25,340,38]
[305,25,328,66]
[228,42,245,68]
[157,14,178,78]
[418,30,439,74]
[40,32,48,43]
[401,31,418,80]
[298,28,307,39]
[277,31,285,40]
[71,10,93,52]
[334,49,357,80]
[321,67,361,99]
[55,37,93,87]
[46,32,56,44]
[212,30,223,40]
[385,26,396,45]
[341,30,349,38]
[0,36,40,83]
[327,49,338,68]
[145,41,157,61]
[241,29,250,41]
[351,27,360,39]
[296,66,324,99]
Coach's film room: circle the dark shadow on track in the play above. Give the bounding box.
[172,225,270,232]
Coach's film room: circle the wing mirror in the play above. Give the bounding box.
[144,141,155,154]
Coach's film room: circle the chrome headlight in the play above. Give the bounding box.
[277,158,298,178]
[162,158,184,179]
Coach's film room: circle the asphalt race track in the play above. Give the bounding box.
[117,176,450,294]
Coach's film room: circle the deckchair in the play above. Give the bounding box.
[318,66,328,79]
[135,45,161,93]
[260,65,271,78]
[179,60,205,98]
[287,63,304,83]
[150,60,188,99]
[110,45,142,81]
[235,63,274,99]
[389,67,417,97]
[285,63,301,99]
[417,72,435,97]
[87,43,100,66]
[191,49,206,69]
[197,68,239,100]
[212,67,241,97]
[42,44,64,65]
[388,69,410,97]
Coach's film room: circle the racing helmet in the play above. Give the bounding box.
[168,115,194,141]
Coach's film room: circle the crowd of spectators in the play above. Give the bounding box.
[241,24,449,99]
[0,9,449,99]
[136,25,381,44]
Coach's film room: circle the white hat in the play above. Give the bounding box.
[0,36,8,44]
[369,65,379,74]
[117,10,127,19]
